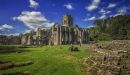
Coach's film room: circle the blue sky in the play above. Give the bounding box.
[0,0,130,35]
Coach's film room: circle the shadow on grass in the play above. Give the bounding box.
[0,45,31,54]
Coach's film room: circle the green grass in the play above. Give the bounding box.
[0,45,97,75]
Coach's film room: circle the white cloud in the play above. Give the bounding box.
[64,3,74,10]
[87,5,97,11]
[99,9,106,13]
[86,0,101,11]
[113,7,128,17]
[83,16,96,21]
[98,14,107,19]
[107,3,117,8]
[0,33,20,36]
[23,29,32,34]
[29,0,39,9]
[117,7,127,15]
[106,11,111,14]
[13,11,54,30]
[87,25,94,28]
[88,16,96,20]
[99,9,111,14]
[25,29,31,33]
[0,24,14,31]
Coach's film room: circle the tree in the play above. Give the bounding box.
[89,15,130,41]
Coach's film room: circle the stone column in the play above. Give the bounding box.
[60,26,62,45]
[65,27,67,44]
[69,28,71,44]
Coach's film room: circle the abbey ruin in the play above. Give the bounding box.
[21,14,88,45]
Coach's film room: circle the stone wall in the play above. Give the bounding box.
[21,14,89,45]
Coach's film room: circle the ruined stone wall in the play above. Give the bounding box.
[21,14,89,45]
[36,28,43,45]
[21,35,28,45]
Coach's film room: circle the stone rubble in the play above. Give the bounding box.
[84,40,130,75]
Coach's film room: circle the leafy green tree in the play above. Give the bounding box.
[89,15,130,41]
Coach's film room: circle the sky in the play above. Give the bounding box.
[0,0,130,35]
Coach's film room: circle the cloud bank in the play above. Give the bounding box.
[13,11,54,30]
[0,24,14,31]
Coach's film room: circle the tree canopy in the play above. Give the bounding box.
[88,15,130,41]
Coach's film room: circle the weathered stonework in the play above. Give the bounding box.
[21,14,88,45]
[49,14,88,45]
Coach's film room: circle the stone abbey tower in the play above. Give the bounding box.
[62,14,73,27]
[21,14,88,45]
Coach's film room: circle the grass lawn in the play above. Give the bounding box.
[0,45,98,75]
